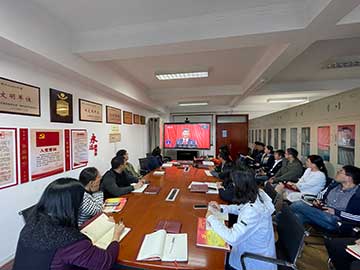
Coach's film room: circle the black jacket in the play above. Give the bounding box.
[267,160,283,177]
[101,169,138,199]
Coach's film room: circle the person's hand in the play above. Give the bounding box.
[216,182,224,190]
[133,181,144,190]
[323,207,335,215]
[275,183,285,193]
[206,210,213,219]
[268,177,274,184]
[139,178,148,184]
[355,239,360,245]
[113,221,125,242]
[208,201,221,211]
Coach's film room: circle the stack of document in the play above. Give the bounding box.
[131,183,149,193]
[153,170,165,176]
[188,181,218,194]
[204,170,213,177]
[202,161,215,166]
[162,163,173,168]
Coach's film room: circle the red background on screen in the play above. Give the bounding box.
[164,123,210,149]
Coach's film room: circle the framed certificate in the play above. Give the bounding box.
[79,99,103,122]
[0,128,18,190]
[50,88,73,123]
[106,106,121,124]
[134,114,140,124]
[0,77,40,117]
[140,115,146,125]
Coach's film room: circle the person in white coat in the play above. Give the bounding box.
[206,170,276,270]
[275,155,327,202]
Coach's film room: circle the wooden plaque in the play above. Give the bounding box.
[134,114,140,124]
[123,111,133,125]
[50,88,73,123]
[140,115,146,125]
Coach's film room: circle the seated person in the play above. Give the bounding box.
[255,145,275,171]
[212,145,233,165]
[13,178,125,270]
[290,165,360,232]
[78,167,104,226]
[206,170,276,270]
[325,237,360,270]
[211,151,234,180]
[269,148,303,184]
[101,156,144,199]
[265,149,284,177]
[116,149,142,179]
[148,146,163,170]
[275,155,327,202]
[251,141,265,164]
[175,128,198,148]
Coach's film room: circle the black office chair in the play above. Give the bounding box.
[18,204,37,223]
[241,204,306,270]
[139,157,150,175]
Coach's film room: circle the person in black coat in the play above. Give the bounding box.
[255,145,275,171]
[255,150,284,183]
[325,237,360,270]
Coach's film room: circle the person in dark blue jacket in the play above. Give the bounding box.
[290,165,360,232]
[148,146,163,170]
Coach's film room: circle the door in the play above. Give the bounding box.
[216,115,248,159]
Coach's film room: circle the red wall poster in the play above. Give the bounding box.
[0,128,18,190]
[30,129,64,180]
[71,129,88,169]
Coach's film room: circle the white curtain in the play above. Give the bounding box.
[148,117,160,152]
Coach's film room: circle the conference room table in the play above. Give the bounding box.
[112,165,228,270]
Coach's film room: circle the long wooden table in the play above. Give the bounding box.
[112,165,227,270]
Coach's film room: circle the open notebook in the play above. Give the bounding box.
[346,244,360,260]
[131,183,149,193]
[136,229,188,262]
[80,213,131,249]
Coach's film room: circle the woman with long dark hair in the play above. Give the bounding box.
[206,170,276,270]
[275,154,327,202]
[13,178,124,270]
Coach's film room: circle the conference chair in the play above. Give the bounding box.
[264,181,283,212]
[138,157,150,175]
[241,204,306,270]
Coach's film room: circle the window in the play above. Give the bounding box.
[268,129,272,146]
[281,128,286,150]
[263,129,266,144]
[259,129,262,142]
[301,127,311,157]
[274,129,279,149]
[251,130,254,143]
[290,128,298,149]
[255,130,258,142]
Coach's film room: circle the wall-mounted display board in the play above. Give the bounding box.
[140,115,146,125]
[123,111,133,124]
[0,77,40,116]
[30,129,64,180]
[19,128,29,184]
[0,128,18,190]
[134,114,140,124]
[318,126,330,162]
[106,106,121,124]
[79,99,103,122]
[337,124,355,166]
[71,129,88,169]
[50,88,73,123]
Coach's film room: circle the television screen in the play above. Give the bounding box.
[164,123,211,150]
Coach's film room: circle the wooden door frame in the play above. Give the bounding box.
[215,114,249,155]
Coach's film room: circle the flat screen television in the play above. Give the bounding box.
[163,122,211,150]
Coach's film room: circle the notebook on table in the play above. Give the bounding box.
[144,185,161,195]
[131,183,149,193]
[196,217,230,251]
[188,181,219,194]
[153,170,165,176]
[190,184,209,193]
[80,213,131,249]
[154,220,181,234]
[346,244,360,260]
[136,230,188,262]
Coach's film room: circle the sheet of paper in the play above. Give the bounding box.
[131,183,149,193]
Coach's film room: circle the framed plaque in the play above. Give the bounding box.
[50,88,73,123]
[134,114,140,124]
[0,77,40,116]
[140,115,146,125]
[123,111,133,125]
[0,128,18,190]
[106,106,121,124]
[71,129,88,169]
[79,99,103,122]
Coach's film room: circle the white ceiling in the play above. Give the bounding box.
[4,0,360,118]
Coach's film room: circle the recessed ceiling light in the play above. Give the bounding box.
[267,98,308,103]
[156,71,208,80]
[178,101,209,106]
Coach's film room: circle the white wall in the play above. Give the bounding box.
[0,51,156,265]
[249,88,360,177]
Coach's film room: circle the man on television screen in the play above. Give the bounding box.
[176,128,197,148]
